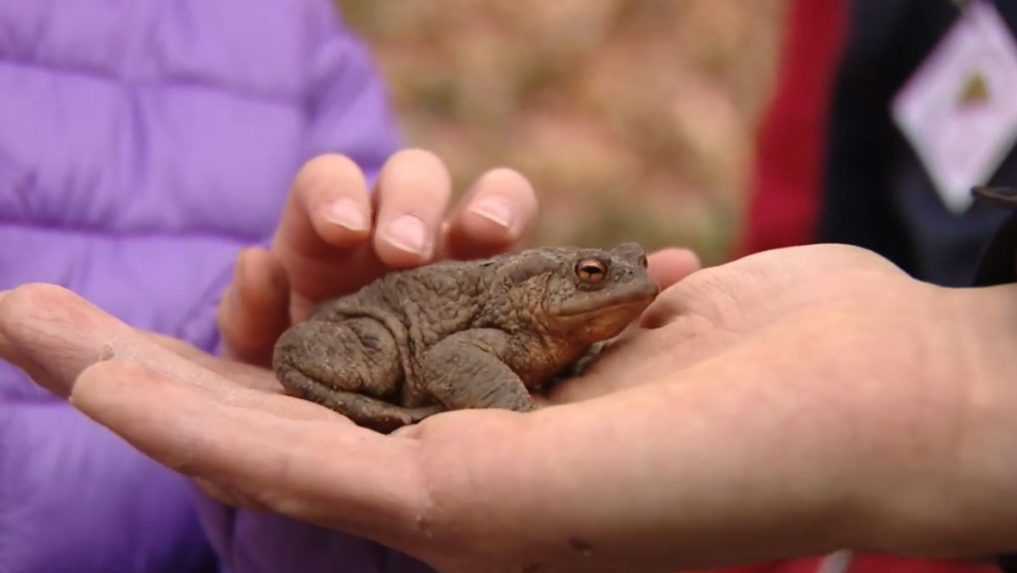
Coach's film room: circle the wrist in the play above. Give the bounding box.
[940,284,1017,553]
[849,283,1017,556]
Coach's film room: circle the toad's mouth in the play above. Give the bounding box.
[552,281,659,318]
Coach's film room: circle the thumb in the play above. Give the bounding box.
[647,248,701,291]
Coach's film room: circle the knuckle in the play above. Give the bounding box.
[1,283,89,330]
[380,149,451,201]
[7,282,77,307]
[389,147,442,168]
[297,153,360,179]
[294,154,366,199]
[478,167,533,195]
[1,283,128,357]
[472,168,538,214]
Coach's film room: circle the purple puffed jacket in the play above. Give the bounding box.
[0,2,432,572]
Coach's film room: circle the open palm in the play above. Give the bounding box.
[4,245,1015,571]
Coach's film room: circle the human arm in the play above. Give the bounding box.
[5,245,1017,572]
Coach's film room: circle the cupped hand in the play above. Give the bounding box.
[218,150,543,366]
[217,150,701,367]
[550,243,908,401]
[6,245,1017,572]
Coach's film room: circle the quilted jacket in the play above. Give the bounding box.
[0,2,434,572]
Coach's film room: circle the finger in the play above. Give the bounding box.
[218,247,291,367]
[0,283,285,399]
[648,248,701,291]
[273,155,386,302]
[442,167,538,260]
[144,331,285,394]
[372,149,452,267]
[194,477,261,510]
[0,284,133,397]
[71,360,427,546]
[278,154,372,254]
[0,291,11,358]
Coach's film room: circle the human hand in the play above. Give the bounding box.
[217,150,701,368]
[216,150,545,367]
[550,242,913,400]
[7,245,1017,571]
[198,148,702,571]
[0,247,695,573]
[550,244,1017,557]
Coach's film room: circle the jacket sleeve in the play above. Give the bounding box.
[302,3,402,181]
[737,0,847,256]
[0,379,216,573]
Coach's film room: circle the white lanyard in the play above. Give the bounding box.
[891,0,1017,213]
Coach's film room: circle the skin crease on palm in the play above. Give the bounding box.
[4,150,1017,571]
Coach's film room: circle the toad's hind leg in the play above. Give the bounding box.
[278,368,442,433]
[273,317,440,432]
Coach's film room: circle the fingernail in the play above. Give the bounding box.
[468,196,515,231]
[384,214,431,256]
[322,198,368,232]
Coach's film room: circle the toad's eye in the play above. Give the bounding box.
[575,258,608,284]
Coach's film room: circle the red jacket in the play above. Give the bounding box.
[739,0,844,254]
[733,1,999,573]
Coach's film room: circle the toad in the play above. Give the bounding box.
[272,242,658,432]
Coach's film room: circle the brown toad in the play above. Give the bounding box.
[272,242,657,432]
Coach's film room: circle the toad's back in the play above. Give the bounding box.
[310,257,500,354]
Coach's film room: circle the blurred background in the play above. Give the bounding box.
[337,1,786,264]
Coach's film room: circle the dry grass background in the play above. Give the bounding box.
[337,1,786,263]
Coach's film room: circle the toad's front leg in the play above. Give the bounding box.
[417,329,535,413]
